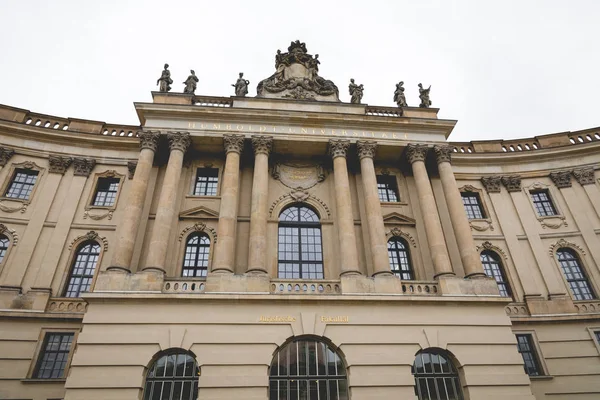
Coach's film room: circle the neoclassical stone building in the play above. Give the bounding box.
[0,43,599,400]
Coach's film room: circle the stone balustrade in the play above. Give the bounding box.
[46,298,88,313]
[163,278,206,294]
[504,302,530,317]
[401,281,439,295]
[574,300,600,314]
[194,96,233,108]
[270,279,342,295]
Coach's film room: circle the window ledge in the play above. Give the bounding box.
[0,196,29,204]
[21,378,66,384]
[185,195,221,199]
[380,201,408,206]
[529,375,553,381]
[86,205,115,210]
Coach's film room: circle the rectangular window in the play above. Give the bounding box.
[595,331,600,345]
[4,169,38,200]
[461,192,485,219]
[376,175,399,202]
[515,334,543,376]
[92,177,120,207]
[530,190,558,217]
[34,332,74,379]
[194,168,218,196]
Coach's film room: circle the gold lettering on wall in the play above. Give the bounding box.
[320,316,349,323]
[259,316,296,323]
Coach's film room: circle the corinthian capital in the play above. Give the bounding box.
[328,139,350,159]
[433,145,453,164]
[223,134,245,154]
[73,158,96,177]
[572,167,595,186]
[405,144,429,164]
[549,170,572,188]
[0,147,15,166]
[501,175,521,192]
[167,131,191,153]
[356,140,377,160]
[48,155,73,175]
[139,131,160,152]
[251,135,273,156]
[481,176,502,193]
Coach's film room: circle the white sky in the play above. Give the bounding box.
[1,0,598,141]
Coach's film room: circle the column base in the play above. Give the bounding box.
[339,270,362,277]
[464,272,488,279]
[372,270,394,277]
[106,265,132,273]
[141,266,167,274]
[433,271,456,280]
[210,268,234,275]
[245,268,268,276]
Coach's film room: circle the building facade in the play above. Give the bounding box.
[0,43,599,400]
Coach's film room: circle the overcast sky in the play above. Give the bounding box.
[1,0,598,141]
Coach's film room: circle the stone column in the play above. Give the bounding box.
[247,136,273,274]
[145,132,191,272]
[329,139,361,276]
[211,135,245,274]
[406,144,454,278]
[357,141,392,276]
[109,131,159,272]
[434,145,485,278]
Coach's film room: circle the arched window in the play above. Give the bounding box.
[556,248,595,300]
[412,349,463,400]
[64,241,101,298]
[0,234,9,264]
[143,350,199,400]
[480,250,511,297]
[388,237,414,279]
[269,338,348,400]
[278,204,323,279]
[182,233,210,277]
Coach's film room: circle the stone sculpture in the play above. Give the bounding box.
[157,63,173,92]
[418,83,432,108]
[232,73,249,97]
[183,70,199,94]
[393,81,407,107]
[256,40,339,101]
[349,79,364,104]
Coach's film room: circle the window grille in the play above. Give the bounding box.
[278,205,324,279]
[194,168,218,196]
[92,177,120,206]
[34,333,74,379]
[515,334,543,376]
[5,169,38,200]
[480,251,511,297]
[556,248,595,300]
[412,349,463,400]
[144,351,199,400]
[388,237,414,279]
[269,339,348,400]
[64,241,100,297]
[530,190,558,216]
[182,234,210,277]
[376,175,399,202]
[461,192,485,219]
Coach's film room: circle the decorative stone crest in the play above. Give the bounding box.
[0,147,15,166]
[167,132,192,153]
[328,139,350,159]
[289,188,310,202]
[127,161,137,179]
[356,141,377,160]
[388,227,417,248]
[476,241,507,259]
[73,158,96,177]
[572,167,595,186]
[501,175,521,192]
[139,131,160,152]
[271,163,325,190]
[481,176,502,193]
[251,136,273,156]
[48,155,73,175]
[549,170,572,188]
[179,222,218,243]
[223,134,245,154]
[269,191,331,218]
[405,144,429,164]
[433,145,453,164]
[69,231,108,251]
[548,238,586,256]
[256,40,339,102]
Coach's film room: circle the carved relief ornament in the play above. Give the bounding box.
[572,167,595,186]
[179,222,217,243]
[405,144,428,164]
[269,189,331,218]
[0,223,18,246]
[139,131,160,152]
[272,163,325,190]
[388,227,417,248]
[548,238,586,257]
[252,135,273,156]
[127,161,137,179]
[433,145,453,164]
[223,134,245,154]
[0,147,15,166]
[481,176,502,193]
[328,139,350,159]
[167,131,192,153]
[549,170,572,188]
[476,241,507,259]
[68,231,108,251]
[356,140,377,160]
[73,158,96,177]
[48,155,73,175]
[501,175,521,192]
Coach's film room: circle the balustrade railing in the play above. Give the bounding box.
[271,279,341,295]
[505,302,530,317]
[163,278,206,293]
[574,300,600,314]
[194,96,233,108]
[401,280,439,295]
[46,298,88,313]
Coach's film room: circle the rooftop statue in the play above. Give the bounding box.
[257,40,340,102]
[232,72,249,97]
[157,63,173,92]
[418,83,432,108]
[183,70,199,94]
[349,79,364,104]
[394,81,407,107]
